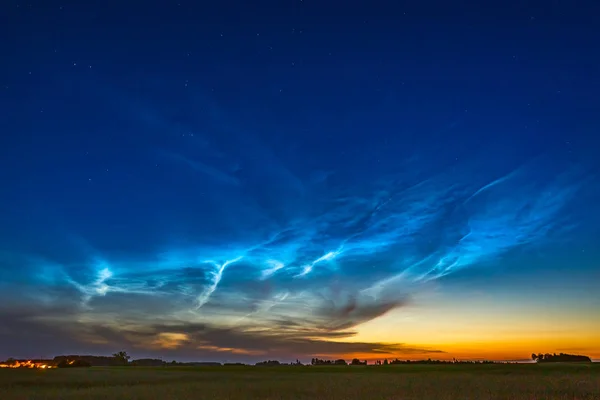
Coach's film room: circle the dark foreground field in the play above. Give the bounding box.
[1,363,599,399]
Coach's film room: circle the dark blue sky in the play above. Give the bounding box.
[1,0,599,361]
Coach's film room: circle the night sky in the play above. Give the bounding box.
[1,0,599,362]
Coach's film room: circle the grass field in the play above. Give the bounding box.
[0,363,599,399]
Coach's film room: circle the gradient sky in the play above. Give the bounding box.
[1,0,599,363]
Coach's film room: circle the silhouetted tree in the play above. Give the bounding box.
[112,351,130,365]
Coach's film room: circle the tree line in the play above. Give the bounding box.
[3,350,593,368]
[309,358,368,366]
[531,353,592,363]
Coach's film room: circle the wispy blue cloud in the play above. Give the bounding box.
[0,91,594,360]
[158,151,241,186]
[7,149,585,353]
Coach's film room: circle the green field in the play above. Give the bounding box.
[1,364,599,399]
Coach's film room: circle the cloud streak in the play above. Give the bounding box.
[158,151,241,186]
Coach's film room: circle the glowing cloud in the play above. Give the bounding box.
[196,256,243,309]
[0,122,593,360]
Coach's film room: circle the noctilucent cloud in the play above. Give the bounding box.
[1,1,599,362]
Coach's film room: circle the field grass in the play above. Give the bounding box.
[0,363,598,399]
